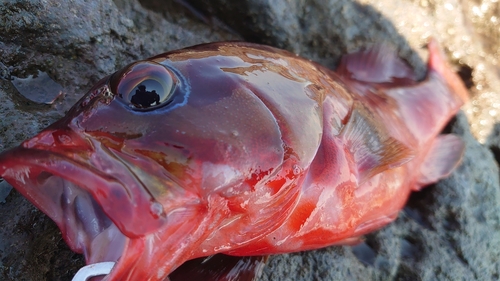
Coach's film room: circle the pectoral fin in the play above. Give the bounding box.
[340,105,414,183]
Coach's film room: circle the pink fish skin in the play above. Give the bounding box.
[0,39,466,280]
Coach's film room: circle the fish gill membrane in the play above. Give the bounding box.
[0,38,467,281]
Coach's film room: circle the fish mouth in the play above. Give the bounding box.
[0,139,264,280]
[38,172,127,264]
[0,146,132,265]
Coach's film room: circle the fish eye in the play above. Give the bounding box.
[109,61,177,110]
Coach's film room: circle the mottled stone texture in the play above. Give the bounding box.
[0,0,499,280]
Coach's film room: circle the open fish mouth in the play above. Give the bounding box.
[0,147,128,265]
[37,172,126,264]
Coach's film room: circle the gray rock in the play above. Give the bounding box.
[0,0,499,280]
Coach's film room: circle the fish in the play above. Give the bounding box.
[0,39,467,280]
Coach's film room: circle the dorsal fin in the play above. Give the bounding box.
[336,39,467,144]
[336,43,417,83]
[340,104,414,183]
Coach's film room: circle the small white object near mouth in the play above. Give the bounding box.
[72,261,116,281]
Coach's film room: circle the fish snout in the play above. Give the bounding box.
[22,127,93,154]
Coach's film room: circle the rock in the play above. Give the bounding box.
[0,0,499,280]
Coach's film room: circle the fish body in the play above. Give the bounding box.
[0,40,466,280]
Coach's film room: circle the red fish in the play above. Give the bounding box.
[0,39,466,280]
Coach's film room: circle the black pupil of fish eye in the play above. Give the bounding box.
[113,62,175,110]
[130,79,163,108]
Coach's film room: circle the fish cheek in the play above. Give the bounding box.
[161,85,285,195]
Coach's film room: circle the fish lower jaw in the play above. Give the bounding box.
[44,174,128,265]
[0,161,127,267]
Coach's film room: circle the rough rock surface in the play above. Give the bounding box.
[0,0,499,280]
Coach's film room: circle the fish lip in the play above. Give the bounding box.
[0,143,163,231]
[0,146,134,264]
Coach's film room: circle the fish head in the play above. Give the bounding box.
[0,45,286,279]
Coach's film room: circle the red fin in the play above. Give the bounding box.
[169,254,268,281]
[416,134,464,189]
[384,74,456,141]
[382,40,468,142]
[341,105,414,183]
[384,74,465,143]
[337,39,468,144]
[427,38,469,103]
[337,43,416,83]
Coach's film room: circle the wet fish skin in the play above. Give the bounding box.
[0,40,466,280]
